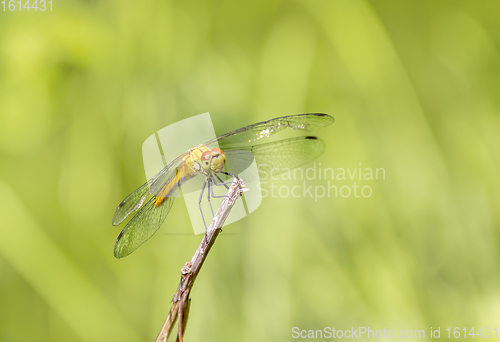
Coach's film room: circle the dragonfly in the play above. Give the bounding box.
[112,113,334,258]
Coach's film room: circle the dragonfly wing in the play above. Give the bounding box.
[113,191,178,258]
[211,113,333,147]
[112,157,184,226]
[112,182,150,226]
[224,136,325,177]
[223,150,255,176]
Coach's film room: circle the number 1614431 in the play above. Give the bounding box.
[2,0,52,11]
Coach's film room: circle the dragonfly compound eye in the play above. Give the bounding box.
[201,151,212,160]
[200,151,213,170]
[211,148,223,155]
[211,148,225,161]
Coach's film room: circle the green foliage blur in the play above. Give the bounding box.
[0,0,498,341]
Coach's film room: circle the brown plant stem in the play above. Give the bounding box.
[155,178,246,342]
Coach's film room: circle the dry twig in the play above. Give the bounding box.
[155,178,246,342]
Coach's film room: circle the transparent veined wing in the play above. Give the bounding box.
[112,182,150,226]
[207,113,333,147]
[113,190,178,258]
[112,155,185,226]
[224,136,326,177]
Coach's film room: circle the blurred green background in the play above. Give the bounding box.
[0,0,499,341]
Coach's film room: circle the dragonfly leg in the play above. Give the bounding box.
[212,173,233,187]
[207,178,215,216]
[213,172,244,199]
[198,178,209,237]
[223,171,245,197]
[210,175,229,198]
[207,178,224,234]
[222,171,239,180]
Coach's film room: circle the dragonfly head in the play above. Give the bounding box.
[200,148,225,173]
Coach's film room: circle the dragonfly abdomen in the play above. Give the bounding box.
[153,159,200,207]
